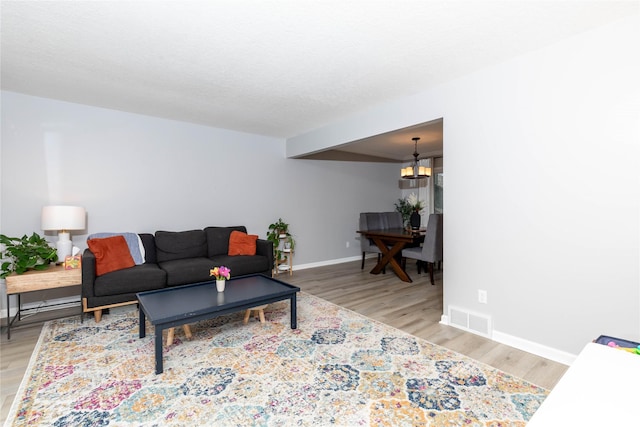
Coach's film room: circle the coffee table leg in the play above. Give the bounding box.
[155,325,163,374]
[290,294,297,329]
[139,309,146,338]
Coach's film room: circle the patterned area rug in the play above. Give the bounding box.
[5,292,547,426]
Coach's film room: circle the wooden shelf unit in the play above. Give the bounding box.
[5,264,82,339]
[274,234,293,276]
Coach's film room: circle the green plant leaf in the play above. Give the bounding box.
[0,232,58,276]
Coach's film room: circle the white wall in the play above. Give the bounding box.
[1,92,401,308]
[287,15,640,359]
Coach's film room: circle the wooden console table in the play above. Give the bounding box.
[5,264,82,339]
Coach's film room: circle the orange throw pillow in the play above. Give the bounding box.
[228,230,258,256]
[87,235,136,276]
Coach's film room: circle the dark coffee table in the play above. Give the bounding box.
[137,274,300,374]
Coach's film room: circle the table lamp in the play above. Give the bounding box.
[41,205,86,260]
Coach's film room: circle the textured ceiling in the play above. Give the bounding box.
[1,1,637,152]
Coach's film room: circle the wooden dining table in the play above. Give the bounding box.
[357,228,424,282]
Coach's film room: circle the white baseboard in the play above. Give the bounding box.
[442,312,575,365]
[492,330,576,366]
[293,255,363,271]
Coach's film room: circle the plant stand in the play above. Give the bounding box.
[267,219,295,277]
[275,248,293,276]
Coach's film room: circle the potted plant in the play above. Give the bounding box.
[394,197,413,228]
[266,218,295,268]
[0,232,58,278]
[210,265,231,292]
[395,193,425,229]
[406,193,425,229]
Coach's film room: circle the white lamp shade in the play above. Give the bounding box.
[41,206,86,231]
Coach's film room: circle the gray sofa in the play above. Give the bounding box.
[81,226,273,322]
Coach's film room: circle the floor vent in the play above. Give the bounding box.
[448,306,492,338]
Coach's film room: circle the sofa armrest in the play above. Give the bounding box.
[256,238,274,267]
[82,248,97,299]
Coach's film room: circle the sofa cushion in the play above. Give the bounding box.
[87,236,136,276]
[228,231,258,256]
[155,230,207,263]
[209,255,271,277]
[87,232,145,265]
[204,226,247,256]
[159,257,213,287]
[94,263,167,297]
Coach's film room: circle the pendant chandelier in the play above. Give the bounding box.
[401,137,431,179]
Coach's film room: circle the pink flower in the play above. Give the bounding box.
[211,266,231,280]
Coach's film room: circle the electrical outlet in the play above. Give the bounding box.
[346,241,350,248]
[478,290,488,304]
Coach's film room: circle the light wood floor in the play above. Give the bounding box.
[1,260,568,423]
[284,260,568,390]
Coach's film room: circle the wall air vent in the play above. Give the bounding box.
[448,306,492,338]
